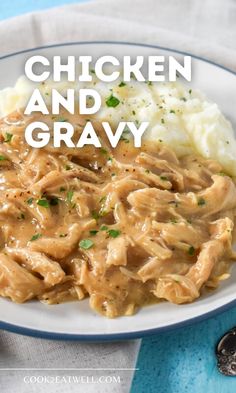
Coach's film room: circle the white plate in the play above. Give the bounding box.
[0,42,236,340]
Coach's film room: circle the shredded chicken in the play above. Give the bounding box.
[0,109,235,317]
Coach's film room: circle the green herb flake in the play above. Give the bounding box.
[57,117,68,122]
[92,210,100,220]
[161,118,165,124]
[59,233,67,238]
[89,230,98,236]
[100,225,108,231]
[145,169,150,173]
[160,176,168,181]
[4,133,13,143]
[180,97,187,102]
[188,246,195,256]
[170,110,175,114]
[120,135,129,143]
[99,196,106,203]
[59,187,66,192]
[27,197,34,205]
[65,165,71,171]
[49,197,59,206]
[100,147,108,155]
[118,82,126,87]
[0,155,7,161]
[197,198,206,206]
[189,89,192,94]
[79,239,94,250]
[170,218,177,224]
[107,229,121,238]
[37,199,49,208]
[105,94,120,108]
[132,110,136,115]
[66,190,74,203]
[30,233,42,241]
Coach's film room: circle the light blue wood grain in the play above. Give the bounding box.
[131,306,236,393]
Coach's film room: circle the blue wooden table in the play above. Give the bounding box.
[0,1,236,392]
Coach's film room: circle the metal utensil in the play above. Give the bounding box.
[216,327,236,376]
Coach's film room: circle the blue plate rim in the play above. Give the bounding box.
[0,40,235,341]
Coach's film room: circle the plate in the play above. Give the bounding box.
[0,41,236,340]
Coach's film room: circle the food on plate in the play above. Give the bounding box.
[0,78,235,318]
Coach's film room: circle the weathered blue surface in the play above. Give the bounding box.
[131,307,236,393]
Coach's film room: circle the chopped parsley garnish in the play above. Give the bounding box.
[0,155,7,161]
[99,196,106,203]
[120,134,129,143]
[160,176,168,181]
[170,110,175,114]
[197,198,206,206]
[188,246,195,256]
[107,229,121,238]
[118,81,126,87]
[27,197,34,205]
[100,147,108,155]
[59,187,66,192]
[92,210,100,220]
[217,172,227,177]
[145,169,150,173]
[189,89,192,94]
[89,230,99,236]
[170,218,177,224]
[66,190,74,203]
[79,239,94,250]
[59,233,67,238]
[132,110,136,115]
[37,199,49,208]
[180,97,187,102]
[105,94,120,108]
[65,165,71,170]
[161,118,165,124]
[49,197,59,206]
[30,233,42,241]
[57,117,68,122]
[100,225,108,231]
[4,133,13,143]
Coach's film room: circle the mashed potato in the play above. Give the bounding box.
[0,75,236,176]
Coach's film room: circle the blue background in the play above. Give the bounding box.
[0,0,89,21]
[0,1,236,392]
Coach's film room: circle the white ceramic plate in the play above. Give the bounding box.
[0,42,236,340]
